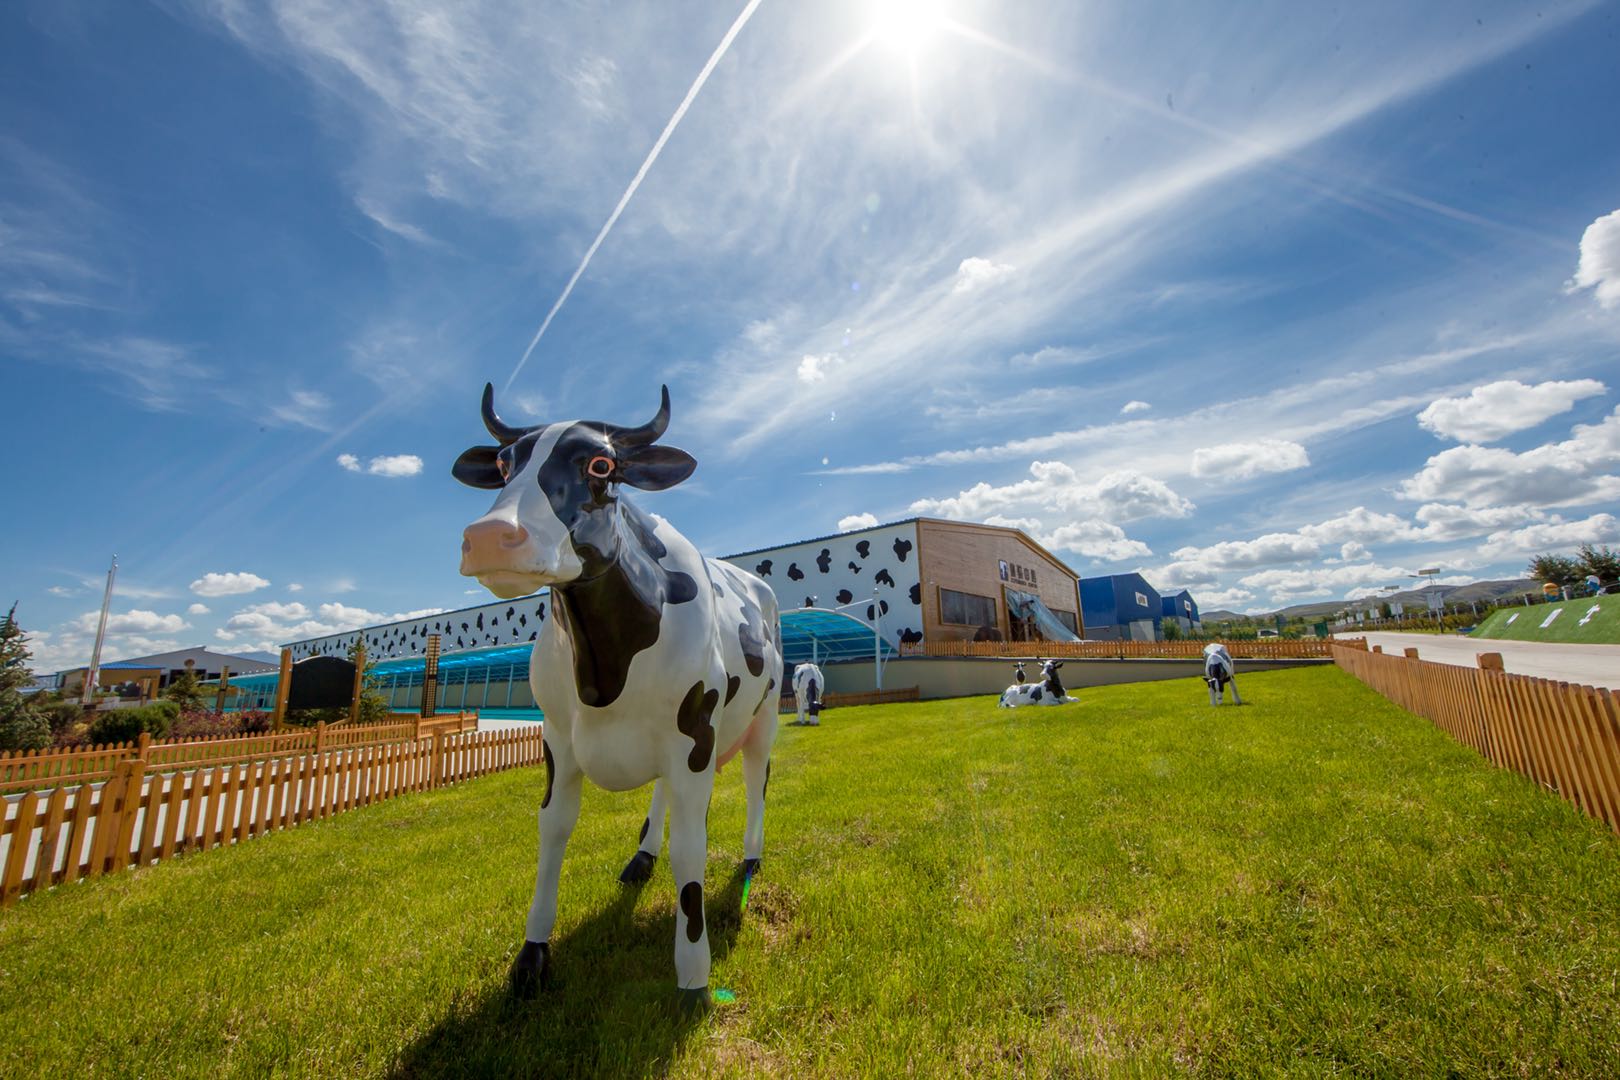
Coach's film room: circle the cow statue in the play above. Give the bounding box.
[1202,642,1243,705]
[454,383,784,1010]
[998,659,1077,707]
[1013,660,1027,685]
[789,661,824,726]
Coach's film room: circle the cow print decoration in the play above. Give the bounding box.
[288,595,550,662]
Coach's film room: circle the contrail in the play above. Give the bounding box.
[506,0,766,391]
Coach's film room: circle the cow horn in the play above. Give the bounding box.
[611,384,671,447]
[481,383,527,446]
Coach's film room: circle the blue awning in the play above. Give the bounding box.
[780,607,895,666]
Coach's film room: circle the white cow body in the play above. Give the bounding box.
[998,659,1077,707]
[1203,642,1242,705]
[455,384,782,1009]
[790,662,824,726]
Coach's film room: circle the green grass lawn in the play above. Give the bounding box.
[1472,595,1620,643]
[4,666,1620,1078]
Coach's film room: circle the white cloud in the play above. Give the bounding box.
[269,389,333,429]
[288,583,304,592]
[1195,587,1256,611]
[329,578,356,594]
[47,585,77,597]
[187,603,211,615]
[952,257,1013,294]
[1238,562,1427,602]
[911,462,1193,525]
[339,453,424,477]
[1416,379,1607,443]
[837,513,879,531]
[221,598,450,646]
[1336,541,1371,562]
[1120,400,1151,415]
[1479,513,1620,555]
[1190,439,1310,481]
[366,454,424,478]
[1412,502,1548,542]
[1569,208,1620,309]
[1398,407,1620,508]
[797,354,832,383]
[1169,532,1322,571]
[190,571,271,597]
[1296,507,1417,546]
[1040,520,1151,562]
[71,609,190,635]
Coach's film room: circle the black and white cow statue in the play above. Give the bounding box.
[1013,660,1027,685]
[790,661,824,726]
[454,383,783,1010]
[1202,642,1243,705]
[998,659,1077,707]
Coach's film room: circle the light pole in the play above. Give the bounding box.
[1413,568,1442,631]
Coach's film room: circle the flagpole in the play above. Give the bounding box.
[82,554,117,706]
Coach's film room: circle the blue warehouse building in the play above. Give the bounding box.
[1160,590,1201,636]
[1079,573,1164,642]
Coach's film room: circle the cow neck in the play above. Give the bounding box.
[1046,670,1067,698]
[550,501,698,710]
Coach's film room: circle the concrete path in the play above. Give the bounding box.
[1356,631,1620,691]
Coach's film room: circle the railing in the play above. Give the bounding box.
[0,725,543,907]
[1331,641,1620,835]
[0,715,479,794]
[898,638,1351,660]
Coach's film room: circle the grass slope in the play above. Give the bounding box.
[3,668,1619,1077]
[1472,595,1620,644]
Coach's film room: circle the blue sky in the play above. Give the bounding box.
[4,0,1619,670]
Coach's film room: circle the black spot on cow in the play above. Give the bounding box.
[537,602,545,619]
[816,549,832,573]
[725,674,741,705]
[1030,687,1043,702]
[867,604,875,621]
[851,561,866,576]
[755,559,773,577]
[874,568,895,588]
[737,600,767,678]
[712,581,723,597]
[639,816,650,844]
[856,540,871,559]
[898,628,923,645]
[541,740,555,809]
[893,537,912,562]
[787,563,804,581]
[909,583,922,605]
[457,637,464,648]
[836,589,853,605]
[675,679,720,772]
[764,760,771,803]
[879,600,889,616]
[680,881,705,943]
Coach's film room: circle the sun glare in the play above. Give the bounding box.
[871,0,945,57]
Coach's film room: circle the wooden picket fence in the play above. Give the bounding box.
[0,724,543,907]
[900,638,1349,660]
[0,714,477,795]
[1331,641,1620,834]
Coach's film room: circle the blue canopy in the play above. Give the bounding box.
[780,607,895,666]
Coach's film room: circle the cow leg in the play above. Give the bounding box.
[1228,674,1243,705]
[512,732,583,998]
[740,706,778,873]
[620,779,666,883]
[1208,678,1219,706]
[665,768,716,1007]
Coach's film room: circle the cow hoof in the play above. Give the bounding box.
[677,986,712,1014]
[509,941,550,999]
[619,850,657,884]
[740,857,761,877]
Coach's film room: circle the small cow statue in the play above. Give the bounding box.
[790,661,824,726]
[1202,642,1243,705]
[1013,660,1027,685]
[455,383,783,1010]
[999,659,1077,707]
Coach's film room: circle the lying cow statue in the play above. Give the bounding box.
[999,658,1077,707]
[1203,642,1243,705]
[790,661,824,726]
[455,383,784,1010]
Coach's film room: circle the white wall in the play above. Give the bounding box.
[288,594,549,661]
[721,521,924,648]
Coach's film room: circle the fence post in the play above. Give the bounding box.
[216,666,230,714]
[315,720,327,755]
[1477,652,1504,673]
[421,635,441,719]
[431,729,446,788]
[101,739,150,875]
[349,644,366,725]
[272,648,293,732]
[1372,645,1382,653]
[1404,647,1420,659]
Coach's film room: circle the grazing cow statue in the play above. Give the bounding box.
[999,659,1077,707]
[454,383,783,1010]
[1202,642,1243,705]
[790,661,824,726]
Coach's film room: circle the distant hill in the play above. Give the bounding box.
[233,650,281,666]
[1201,579,1540,624]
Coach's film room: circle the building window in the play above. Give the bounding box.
[1134,591,1148,608]
[941,588,998,628]
[1053,609,1078,634]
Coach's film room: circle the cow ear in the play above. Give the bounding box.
[618,444,696,491]
[452,445,504,489]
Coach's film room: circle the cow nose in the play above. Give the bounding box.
[462,520,530,565]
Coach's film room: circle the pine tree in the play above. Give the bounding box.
[0,604,51,751]
[162,667,206,713]
[1577,544,1620,587]
[347,637,392,725]
[1527,553,1583,589]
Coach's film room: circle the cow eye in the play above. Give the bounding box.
[586,455,615,479]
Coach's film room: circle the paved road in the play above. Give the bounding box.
[1356,631,1620,691]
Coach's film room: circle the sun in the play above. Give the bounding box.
[870,0,946,58]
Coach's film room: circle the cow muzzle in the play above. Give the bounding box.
[461,519,548,597]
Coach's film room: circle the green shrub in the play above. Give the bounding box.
[88,700,180,745]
